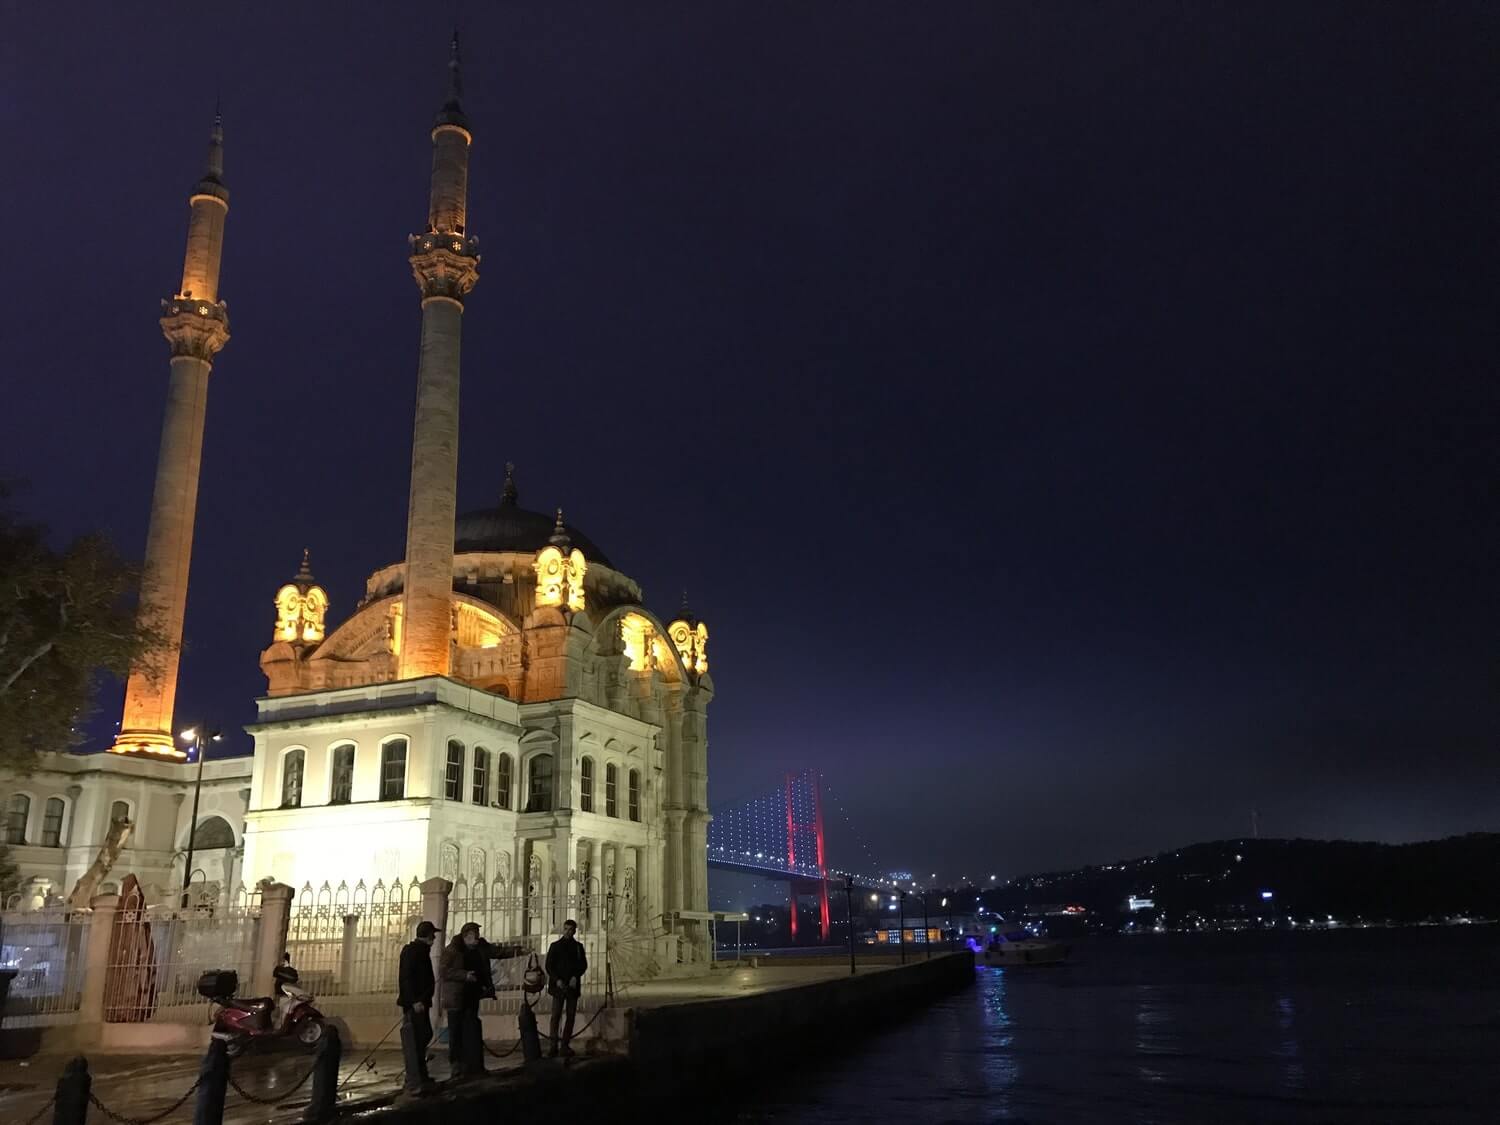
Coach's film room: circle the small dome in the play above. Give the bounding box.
[454,467,612,566]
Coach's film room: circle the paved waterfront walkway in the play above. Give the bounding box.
[0,959,916,1122]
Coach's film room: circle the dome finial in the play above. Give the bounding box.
[203,101,224,185]
[501,462,518,505]
[549,508,572,548]
[435,28,469,129]
[295,547,315,584]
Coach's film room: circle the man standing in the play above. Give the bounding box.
[544,919,588,1058]
[396,921,438,1094]
[440,922,492,1079]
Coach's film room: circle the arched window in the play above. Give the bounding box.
[580,757,595,813]
[526,754,554,813]
[41,797,66,847]
[329,743,356,804]
[472,747,491,805]
[628,769,641,823]
[5,794,30,845]
[605,764,619,818]
[444,740,465,802]
[191,816,235,849]
[280,749,306,809]
[380,739,408,801]
[110,800,131,826]
[495,753,513,810]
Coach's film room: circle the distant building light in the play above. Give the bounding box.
[1260,890,1274,900]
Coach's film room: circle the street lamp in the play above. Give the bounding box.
[177,725,222,908]
[844,875,856,976]
[922,892,931,959]
[898,890,907,965]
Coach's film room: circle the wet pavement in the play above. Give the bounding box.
[0,1042,531,1123]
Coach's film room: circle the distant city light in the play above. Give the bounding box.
[1260,890,1274,900]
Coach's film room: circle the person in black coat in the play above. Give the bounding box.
[544,919,588,1057]
[440,923,495,1079]
[396,920,438,1094]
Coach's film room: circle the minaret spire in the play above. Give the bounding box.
[110,108,232,758]
[398,38,481,680]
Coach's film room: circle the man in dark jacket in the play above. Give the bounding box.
[396,920,438,1094]
[544,919,588,1057]
[440,922,494,1079]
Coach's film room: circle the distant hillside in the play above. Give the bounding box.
[982,833,1500,923]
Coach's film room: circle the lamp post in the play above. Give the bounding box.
[844,875,856,976]
[177,725,222,908]
[897,890,907,965]
[922,892,931,959]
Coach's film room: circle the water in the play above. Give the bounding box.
[732,928,1500,1123]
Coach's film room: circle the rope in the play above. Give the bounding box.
[21,1094,56,1125]
[87,1078,200,1125]
[227,1054,319,1105]
[339,1017,404,1091]
[480,993,536,1059]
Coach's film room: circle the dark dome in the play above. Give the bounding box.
[454,495,613,567]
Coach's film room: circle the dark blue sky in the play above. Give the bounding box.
[3,3,1495,878]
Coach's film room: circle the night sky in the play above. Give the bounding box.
[4,4,1495,880]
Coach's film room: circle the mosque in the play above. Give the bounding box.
[2,38,714,955]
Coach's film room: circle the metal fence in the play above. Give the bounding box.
[0,906,93,1027]
[284,878,423,1017]
[101,883,262,1024]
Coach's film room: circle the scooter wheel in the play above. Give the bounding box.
[297,1020,325,1048]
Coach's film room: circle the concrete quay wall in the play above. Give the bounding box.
[627,951,974,1071]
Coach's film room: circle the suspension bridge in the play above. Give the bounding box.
[707,769,899,941]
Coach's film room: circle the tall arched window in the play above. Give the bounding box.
[580,757,595,813]
[110,800,131,826]
[380,739,408,801]
[329,743,356,804]
[41,797,66,847]
[526,754,554,813]
[605,764,619,818]
[496,753,513,809]
[628,769,641,823]
[444,740,465,802]
[280,749,306,808]
[472,747,491,805]
[5,794,30,845]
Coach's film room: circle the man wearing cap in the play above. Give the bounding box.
[397,920,439,1094]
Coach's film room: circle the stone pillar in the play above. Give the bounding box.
[633,846,647,929]
[111,116,230,759]
[420,875,451,982]
[252,882,294,996]
[339,914,358,989]
[663,810,685,916]
[77,893,119,1026]
[610,843,625,925]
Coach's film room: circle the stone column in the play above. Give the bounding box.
[77,893,119,1027]
[252,881,294,996]
[610,843,625,926]
[111,116,230,758]
[339,914,359,990]
[420,876,452,986]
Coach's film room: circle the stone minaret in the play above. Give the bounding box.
[398,35,480,679]
[110,113,231,759]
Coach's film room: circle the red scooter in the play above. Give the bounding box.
[199,962,326,1057]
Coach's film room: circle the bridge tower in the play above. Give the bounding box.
[785,770,831,941]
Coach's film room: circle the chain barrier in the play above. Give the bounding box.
[227,1054,319,1105]
[481,997,608,1059]
[21,1094,56,1125]
[87,1078,200,1125]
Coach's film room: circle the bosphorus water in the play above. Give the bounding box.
[731,928,1500,1124]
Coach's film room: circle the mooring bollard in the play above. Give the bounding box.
[193,1037,230,1125]
[518,1002,543,1064]
[302,1024,342,1123]
[52,1055,90,1125]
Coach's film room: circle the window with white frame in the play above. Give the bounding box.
[526,753,554,813]
[5,794,30,845]
[496,753,513,809]
[280,749,306,808]
[329,743,356,804]
[472,747,491,805]
[381,740,408,801]
[580,757,595,813]
[445,740,465,801]
[605,764,619,817]
[628,769,641,823]
[41,797,66,847]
